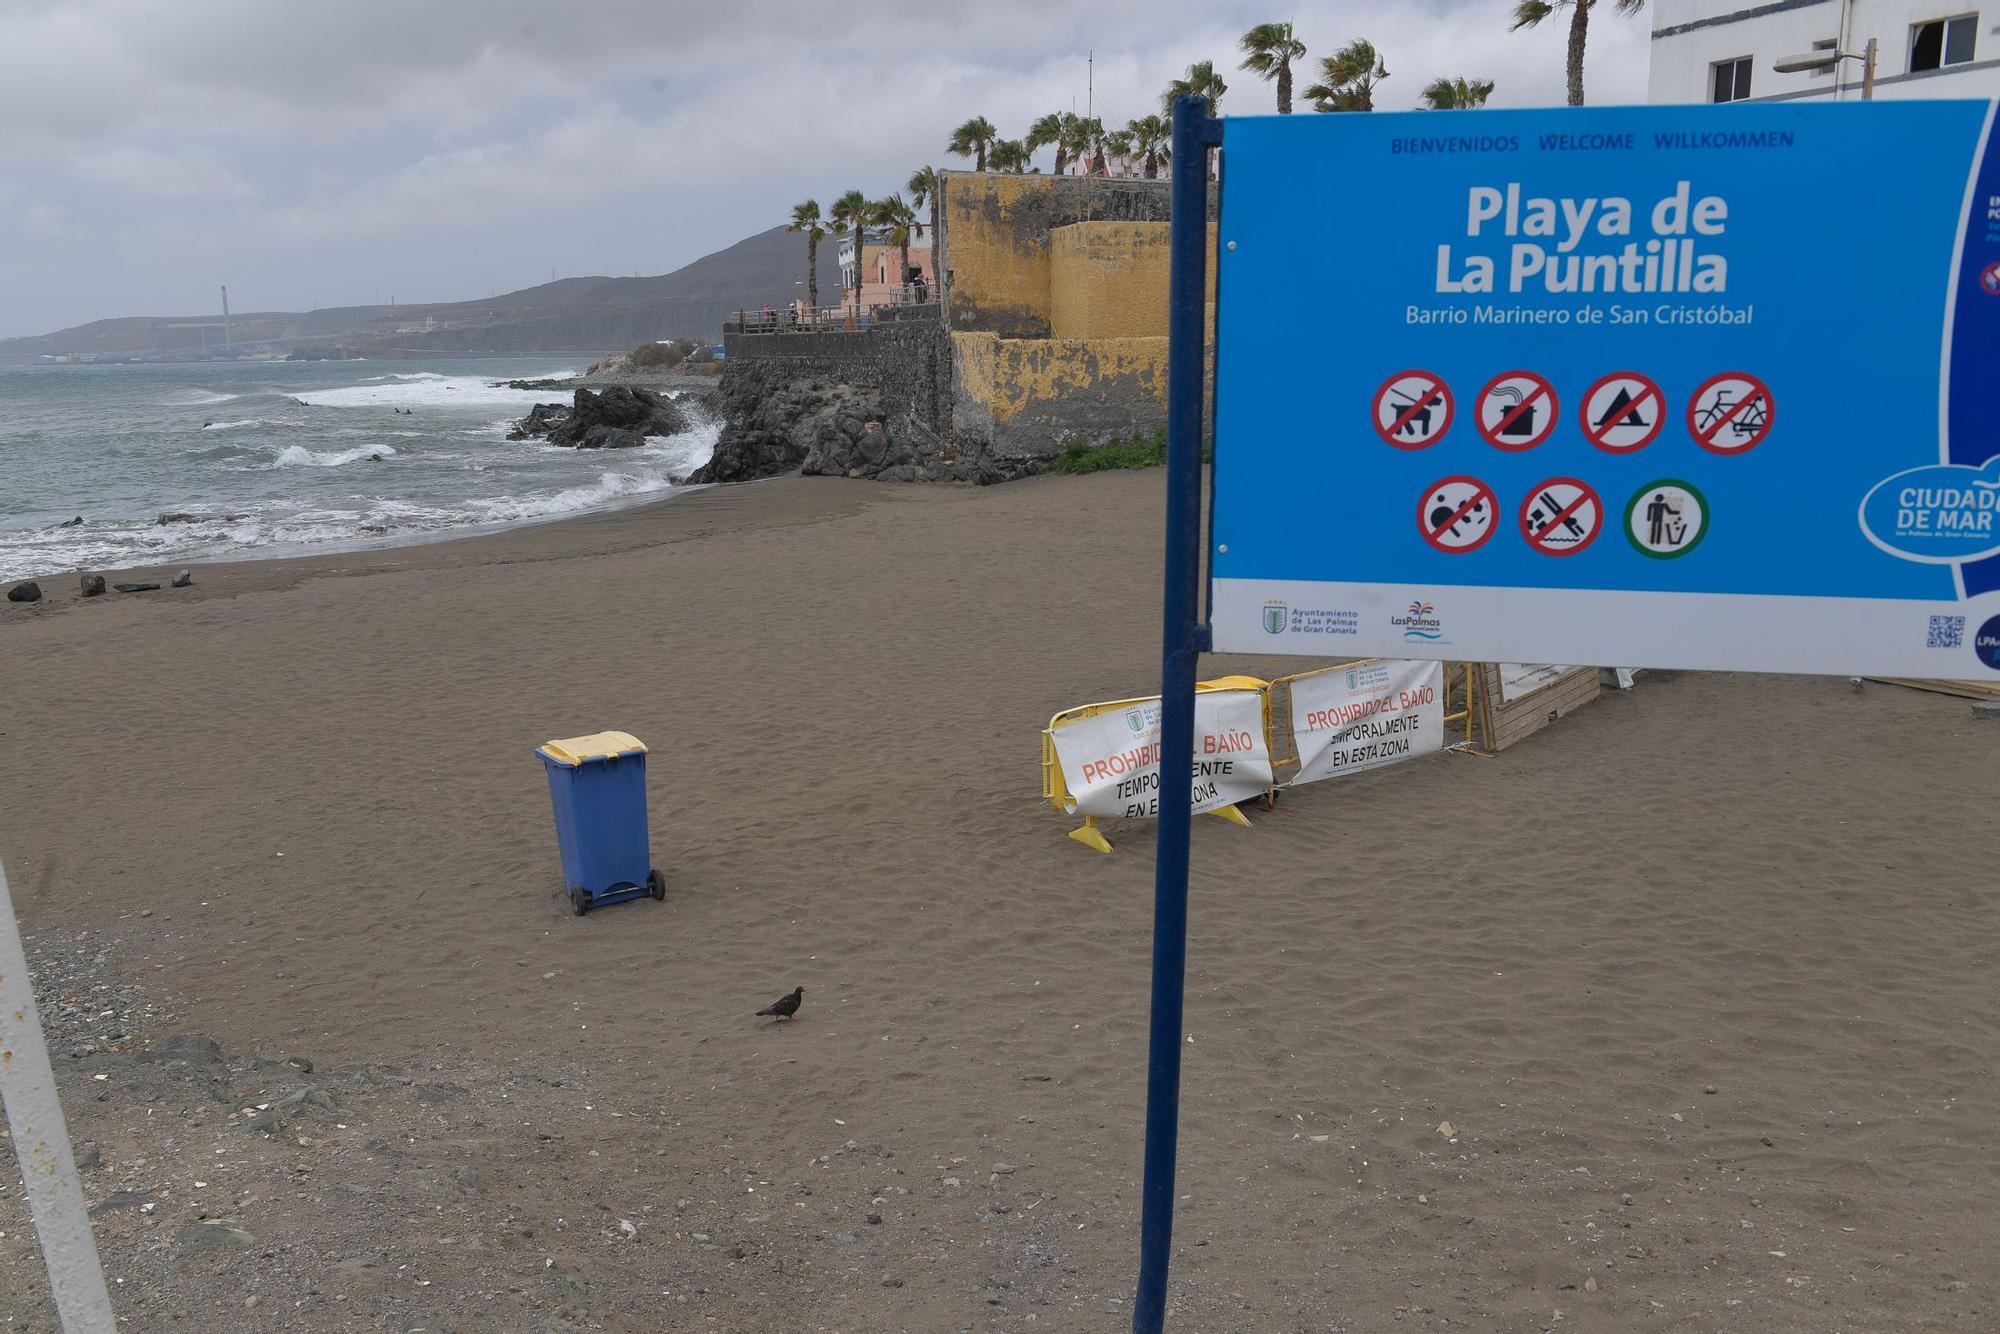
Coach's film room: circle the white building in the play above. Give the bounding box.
[1649,0,2000,103]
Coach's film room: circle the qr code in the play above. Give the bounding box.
[1927,615,1964,649]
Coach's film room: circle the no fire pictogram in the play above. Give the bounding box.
[1477,370,1558,451]
[1688,372,1774,455]
[1417,475,1496,553]
[1580,371,1664,453]
[1519,478,1602,556]
[1374,370,1454,448]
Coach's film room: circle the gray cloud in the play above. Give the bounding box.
[0,0,1651,335]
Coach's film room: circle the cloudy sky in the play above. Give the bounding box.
[0,0,1652,336]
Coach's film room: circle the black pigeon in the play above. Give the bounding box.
[756,987,804,1021]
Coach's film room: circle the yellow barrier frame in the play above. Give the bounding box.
[1041,676,1267,853]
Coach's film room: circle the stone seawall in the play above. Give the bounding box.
[690,307,953,484]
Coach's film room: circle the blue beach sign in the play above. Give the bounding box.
[1208,101,2000,678]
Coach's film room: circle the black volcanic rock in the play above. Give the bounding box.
[510,386,693,447]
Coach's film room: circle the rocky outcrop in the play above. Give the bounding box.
[8,580,42,603]
[80,574,106,597]
[690,363,936,485]
[508,386,695,447]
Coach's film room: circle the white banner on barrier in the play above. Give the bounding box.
[1497,663,1572,704]
[1050,689,1273,820]
[1287,659,1444,786]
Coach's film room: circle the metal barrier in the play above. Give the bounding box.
[1040,677,1266,854]
[727,293,939,336]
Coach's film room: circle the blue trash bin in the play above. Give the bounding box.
[536,731,662,915]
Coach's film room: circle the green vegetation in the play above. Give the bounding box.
[627,338,700,370]
[1044,429,1214,475]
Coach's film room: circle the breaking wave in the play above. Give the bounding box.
[271,443,398,468]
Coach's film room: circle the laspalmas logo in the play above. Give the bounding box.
[1262,601,1288,635]
[1391,599,1444,641]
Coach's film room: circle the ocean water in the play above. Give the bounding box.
[0,357,718,581]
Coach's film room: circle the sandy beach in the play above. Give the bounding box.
[2,470,1996,1331]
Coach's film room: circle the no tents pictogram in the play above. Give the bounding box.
[1476,370,1558,451]
[1519,477,1603,556]
[1417,475,1497,553]
[1580,371,1664,453]
[1374,370,1454,448]
[1688,372,1774,455]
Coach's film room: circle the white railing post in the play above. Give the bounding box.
[0,862,117,1333]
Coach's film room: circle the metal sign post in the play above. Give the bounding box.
[0,863,117,1333]
[1132,93,1221,1334]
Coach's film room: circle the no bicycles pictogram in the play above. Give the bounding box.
[1688,372,1774,455]
[1580,371,1664,454]
[1519,478,1602,556]
[1374,370,1454,448]
[1477,371,1558,451]
[1417,475,1497,553]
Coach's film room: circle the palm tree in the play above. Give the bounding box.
[787,199,825,312]
[1420,76,1496,109]
[1058,114,1096,175]
[906,165,940,267]
[1125,114,1171,179]
[1511,0,1645,106]
[988,138,1031,173]
[1304,40,1388,111]
[1026,112,1076,174]
[1073,116,1109,174]
[1162,59,1227,116]
[869,193,922,299]
[1239,22,1307,113]
[1104,128,1134,175]
[830,189,870,314]
[947,116,998,171]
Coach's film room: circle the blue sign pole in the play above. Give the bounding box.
[1133,93,1221,1334]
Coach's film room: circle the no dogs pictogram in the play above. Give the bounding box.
[1476,370,1558,451]
[1417,475,1497,553]
[1519,478,1603,556]
[1688,372,1774,455]
[1374,370,1454,448]
[1580,371,1664,453]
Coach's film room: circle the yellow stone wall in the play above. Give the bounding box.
[950,331,1169,426]
[940,173,1060,338]
[1048,222,1171,340]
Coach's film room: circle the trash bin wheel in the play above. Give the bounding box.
[569,888,590,917]
[647,869,665,901]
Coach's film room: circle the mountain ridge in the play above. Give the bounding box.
[2,225,842,362]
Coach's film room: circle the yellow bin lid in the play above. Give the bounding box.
[537,730,649,766]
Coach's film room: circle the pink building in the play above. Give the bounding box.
[835,231,935,314]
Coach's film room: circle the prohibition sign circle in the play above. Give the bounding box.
[1373,369,1455,449]
[1518,476,1603,557]
[1687,371,1775,455]
[1416,475,1498,553]
[1579,370,1664,454]
[1982,260,2000,296]
[1476,370,1559,452]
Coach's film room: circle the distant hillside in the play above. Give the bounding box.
[1,226,843,362]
